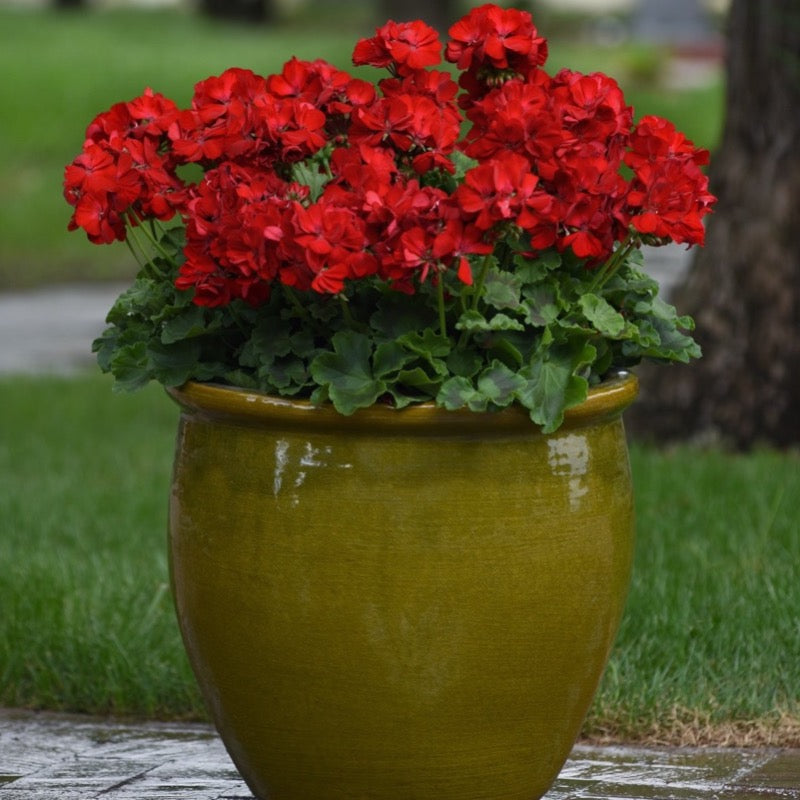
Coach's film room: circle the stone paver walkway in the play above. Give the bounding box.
[1,709,799,800]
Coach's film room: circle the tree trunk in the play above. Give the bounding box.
[198,0,277,24]
[626,0,800,448]
[377,0,457,33]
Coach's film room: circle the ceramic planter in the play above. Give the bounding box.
[167,373,638,800]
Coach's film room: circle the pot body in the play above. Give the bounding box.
[168,374,638,800]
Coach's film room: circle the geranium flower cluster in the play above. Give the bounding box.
[64,3,714,310]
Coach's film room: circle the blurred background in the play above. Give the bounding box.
[0,0,726,290]
[4,1,800,740]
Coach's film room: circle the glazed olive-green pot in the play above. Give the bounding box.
[167,373,638,800]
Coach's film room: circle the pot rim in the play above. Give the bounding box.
[167,372,638,436]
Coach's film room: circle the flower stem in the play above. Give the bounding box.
[125,209,176,265]
[339,295,356,329]
[589,233,638,294]
[455,252,494,349]
[437,275,447,339]
[470,252,494,312]
[124,219,168,278]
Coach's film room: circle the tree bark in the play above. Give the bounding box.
[626,0,800,448]
[198,0,277,24]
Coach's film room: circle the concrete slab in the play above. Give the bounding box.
[0,283,126,375]
[1,710,798,800]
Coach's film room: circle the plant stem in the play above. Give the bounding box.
[124,220,168,279]
[437,275,447,339]
[123,226,149,269]
[470,252,494,312]
[454,252,494,349]
[589,233,638,293]
[283,285,312,323]
[125,210,176,265]
[339,295,356,330]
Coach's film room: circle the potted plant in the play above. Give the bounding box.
[64,4,714,799]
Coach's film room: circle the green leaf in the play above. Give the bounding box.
[109,342,152,392]
[396,367,442,394]
[579,293,626,337]
[92,327,120,373]
[160,305,211,344]
[223,369,259,389]
[446,348,483,378]
[437,376,488,412]
[309,330,386,415]
[522,284,561,326]
[514,250,562,282]
[450,150,479,181]
[648,317,702,362]
[483,270,522,310]
[290,160,330,202]
[239,315,293,368]
[517,340,596,433]
[265,356,309,392]
[373,340,412,379]
[396,328,452,358]
[477,361,526,407]
[486,336,525,370]
[370,293,437,339]
[148,339,204,387]
[456,310,525,333]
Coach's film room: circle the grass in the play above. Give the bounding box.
[0,5,722,290]
[1,374,798,745]
[584,445,800,746]
[0,373,198,718]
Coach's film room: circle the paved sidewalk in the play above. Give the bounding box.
[1,709,799,800]
[0,282,126,375]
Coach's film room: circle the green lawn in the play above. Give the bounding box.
[0,5,722,290]
[1,374,797,745]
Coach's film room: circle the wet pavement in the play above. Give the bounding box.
[1,709,799,800]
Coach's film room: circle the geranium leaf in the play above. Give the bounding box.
[514,250,562,282]
[483,270,522,310]
[309,330,386,415]
[240,316,293,367]
[397,367,442,393]
[370,294,437,339]
[266,356,309,391]
[446,348,483,378]
[437,376,488,412]
[579,293,626,337]
[108,342,152,392]
[290,160,330,202]
[160,305,212,344]
[522,284,561,326]
[517,340,596,433]
[395,328,451,360]
[148,339,205,387]
[477,361,526,407]
[456,311,525,332]
[373,340,412,379]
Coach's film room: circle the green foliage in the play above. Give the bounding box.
[94,226,700,432]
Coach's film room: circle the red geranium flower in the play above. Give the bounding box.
[353,20,442,76]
